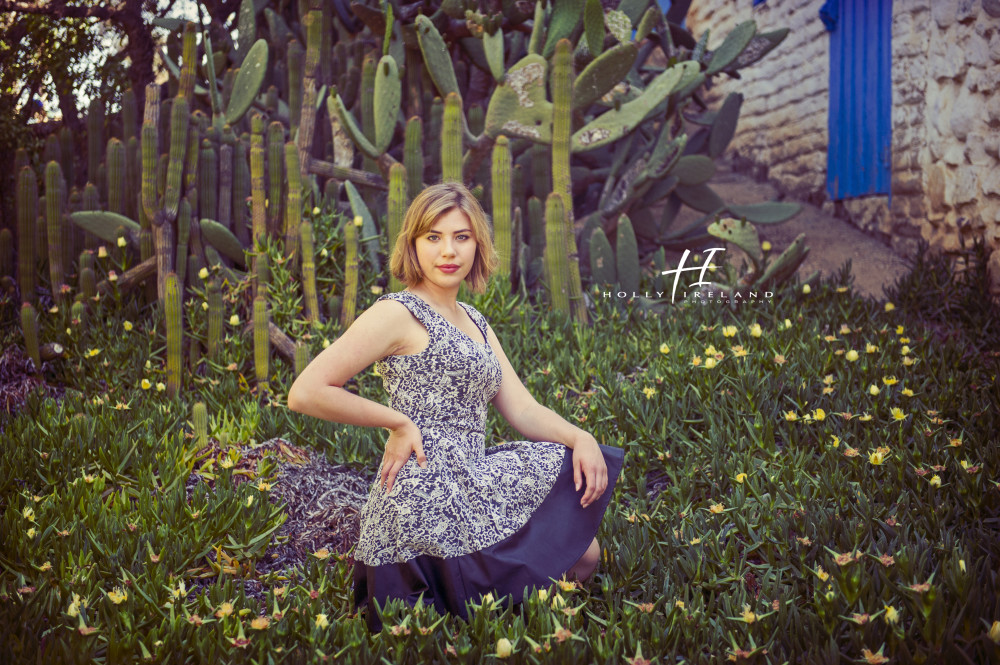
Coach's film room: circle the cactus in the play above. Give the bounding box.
[415,15,460,98]
[283,141,301,271]
[193,402,208,448]
[121,87,138,142]
[527,195,545,263]
[297,8,322,176]
[340,215,360,328]
[249,114,266,300]
[484,54,553,143]
[267,121,284,236]
[44,135,60,167]
[294,341,310,376]
[300,221,320,324]
[441,92,463,183]
[253,294,270,391]
[387,163,407,293]
[176,199,191,286]
[140,85,160,224]
[705,20,756,76]
[207,278,223,360]
[17,166,37,304]
[544,193,570,314]
[178,22,197,100]
[199,139,218,221]
[21,303,41,371]
[69,212,140,246]
[583,0,604,57]
[428,96,443,178]
[71,300,87,329]
[59,126,75,188]
[615,215,640,293]
[491,136,513,278]
[589,227,616,286]
[199,219,247,268]
[551,40,573,202]
[80,266,97,301]
[218,142,233,229]
[573,43,639,111]
[233,139,251,248]
[404,117,424,201]
[225,40,269,125]
[45,161,67,304]
[165,271,183,398]
[87,98,104,186]
[106,138,126,214]
[287,39,304,136]
[373,55,401,153]
[164,96,189,223]
[0,230,12,279]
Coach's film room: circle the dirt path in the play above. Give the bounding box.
[704,162,911,300]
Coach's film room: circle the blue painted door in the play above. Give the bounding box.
[826,0,892,199]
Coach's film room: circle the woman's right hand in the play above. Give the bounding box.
[380,419,427,493]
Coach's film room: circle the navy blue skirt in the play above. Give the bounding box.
[352,443,626,632]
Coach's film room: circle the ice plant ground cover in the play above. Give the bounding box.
[0,234,998,664]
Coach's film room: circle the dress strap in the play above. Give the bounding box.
[458,302,490,344]
[378,291,440,332]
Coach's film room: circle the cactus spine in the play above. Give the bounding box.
[442,92,462,183]
[253,295,270,391]
[491,136,512,279]
[283,141,301,271]
[387,163,407,293]
[45,161,66,304]
[340,216,360,328]
[21,303,41,371]
[300,221,320,324]
[165,271,183,398]
[404,117,424,200]
[17,166,37,304]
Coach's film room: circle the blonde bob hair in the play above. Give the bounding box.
[388,182,498,293]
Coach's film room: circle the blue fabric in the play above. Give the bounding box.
[353,442,626,632]
[820,0,838,31]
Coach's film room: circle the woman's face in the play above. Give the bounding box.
[413,208,478,288]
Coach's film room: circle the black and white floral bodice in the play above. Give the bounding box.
[354,290,566,566]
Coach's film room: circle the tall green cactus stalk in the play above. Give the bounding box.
[429,96,443,179]
[233,140,251,248]
[442,92,463,183]
[21,303,41,371]
[164,96,189,223]
[193,401,208,448]
[218,142,233,229]
[250,115,266,300]
[176,198,191,286]
[141,84,160,224]
[492,136,513,279]
[387,162,407,294]
[253,295,270,392]
[532,144,549,201]
[360,53,377,155]
[106,138,126,215]
[340,216,360,328]
[165,271,183,398]
[45,161,67,305]
[297,8,322,178]
[59,126,74,189]
[255,252,269,296]
[287,39,304,136]
[121,87,138,143]
[44,136,60,168]
[294,341,310,377]
[178,22,197,101]
[267,121,285,236]
[87,98,104,187]
[528,196,544,263]
[199,139,218,222]
[17,166,37,304]
[299,221,320,324]
[207,278,223,360]
[126,136,139,220]
[80,266,97,301]
[544,193,570,314]
[404,117,424,201]
[184,112,202,205]
[283,141,301,272]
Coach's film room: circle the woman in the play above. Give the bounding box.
[287,182,625,632]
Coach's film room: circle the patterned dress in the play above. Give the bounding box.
[352,290,625,632]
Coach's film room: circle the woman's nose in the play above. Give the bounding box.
[441,239,456,256]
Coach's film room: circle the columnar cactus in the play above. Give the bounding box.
[164,96,189,223]
[164,271,183,398]
[615,214,640,294]
[387,163,407,294]
[199,139,218,221]
[193,402,208,448]
[404,117,424,201]
[300,221,320,324]
[340,216,360,328]
[283,141,301,271]
[176,199,191,286]
[267,121,284,235]
[45,161,66,305]
[80,266,97,301]
[441,92,462,183]
[253,294,270,391]
[218,139,233,229]
[87,98,104,187]
[294,341,310,377]
[544,193,570,314]
[233,139,251,248]
[17,166,37,304]
[106,138,126,215]
[250,115,266,299]
[491,136,512,279]
[21,303,41,371]
[287,39,304,136]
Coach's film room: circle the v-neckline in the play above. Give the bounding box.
[402,291,489,348]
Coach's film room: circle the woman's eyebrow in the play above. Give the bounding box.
[425,228,473,234]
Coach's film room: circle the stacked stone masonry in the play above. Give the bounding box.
[685,0,1000,274]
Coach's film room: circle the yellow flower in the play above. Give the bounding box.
[27,527,37,538]
[901,345,911,356]
[823,374,835,385]
[734,473,747,484]
[495,637,514,658]
[229,314,240,326]
[761,241,772,252]
[250,616,269,630]
[830,435,840,448]
[802,284,811,295]
[812,408,826,421]
[732,345,748,358]
[816,566,830,582]
[869,450,885,465]
[902,388,914,397]
[246,495,254,507]
[891,407,906,421]
[141,379,151,390]
[929,474,941,488]
[537,589,548,602]
[960,459,970,470]
[201,301,209,311]
[774,354,786,365]
[882,376,898,386]
[709,502,725,514]
[22,507,34,521]
[866,343,878,354]
[98,246,108,258]
[642,387,656,399]
[86,348,101,358]
[659,343,670,354]
[749,323,762,338]
[948,438,963,447]
[784,318,792,330]
[216,602,234,618]
[880,604,899,625]
[884,302,895,312]
[116,236,127,248]
[691,356,702,367]
[862,647,889,664]
[704,344,719,356]
[959,559,966,573]
[740,604,757,624]
[722,325,737,337]
[107,587,128,605]
[846,350,859,362]
[371,285,384,295]
[784,411,799,422]
[315,613,330,628]
[198,267,209,280]
[123,320,133,331]
[704,356,718,369]
[322,338,331,349]
[219,455,234,469]
[67,593,85,618]
[155,382,165,392]
[256,481,271,492]
[108,270,118,282]
[312,548,331,560]
[902,356,915,366]
[989,620,1000,644]
[899,337,910,344]
[822,386,835,395]
[840,324,852,335]
[859,413,873,422]
[836,286,849,293]
[869,384,879,396]
[824,335,837,342]
[353,216,363,227]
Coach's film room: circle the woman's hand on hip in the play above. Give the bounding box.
[572,436,608,509]
[381,419,427,493]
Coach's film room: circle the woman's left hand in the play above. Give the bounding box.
[572,437,608,508]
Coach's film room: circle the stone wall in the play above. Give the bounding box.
[686,0,1000,268]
